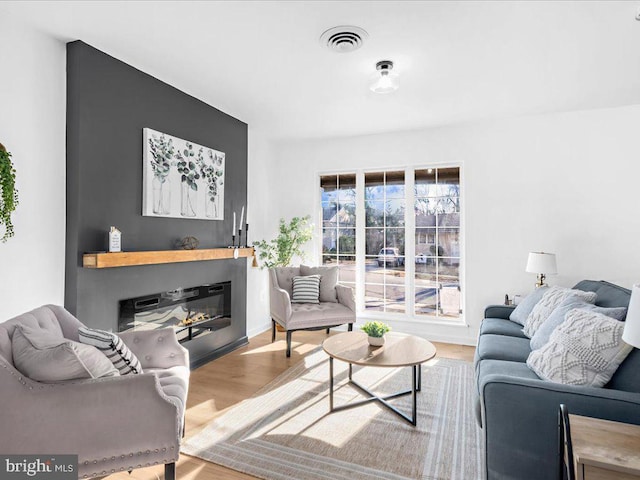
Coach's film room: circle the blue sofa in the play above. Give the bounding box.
[475,280,640,480]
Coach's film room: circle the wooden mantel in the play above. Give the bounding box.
[83,247,255,269]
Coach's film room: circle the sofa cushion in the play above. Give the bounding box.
[573,280,632,308]
[527,309,632,387]
[12,325,118,382]
[300,265,338,303]
[530,298,627,351]
[288,302,355,330]
[476,334,531,364]
[480,318,527,338]
[292,275,321,304]
[523,286,597,338]
[78,326,143,375]
[509,287,548,326]
[274,267,301,297]
[606,349,640,393]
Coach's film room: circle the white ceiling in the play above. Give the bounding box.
[3,1,640,141]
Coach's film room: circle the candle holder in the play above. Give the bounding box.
[245,223,250,247]
[228,234,236,249]
[238,229,243,248]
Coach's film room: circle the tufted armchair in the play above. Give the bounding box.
[269,266,355,357]
[0,305,189,480]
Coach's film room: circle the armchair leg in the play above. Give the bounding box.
[326,328,330,334]
[271,319,276,343]
[348,323,353,332]
[164,462,176,480]
[286,330,292,357]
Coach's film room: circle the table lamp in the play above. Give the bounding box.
[622,284,640,348]
[526,252,557,288]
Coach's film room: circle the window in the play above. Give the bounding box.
[320,174,356,290]
[319,166,462,322]
[364,171,406,313]
[414,167,461,319]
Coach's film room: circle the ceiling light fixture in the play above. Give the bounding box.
[370,60,399,94]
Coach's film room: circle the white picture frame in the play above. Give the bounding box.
[142,128,225,220]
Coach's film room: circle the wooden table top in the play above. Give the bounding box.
[570,414,640,476]
[322,331,437,367]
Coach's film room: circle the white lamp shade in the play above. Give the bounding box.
[622,284,640,348]
[525,252,557,275]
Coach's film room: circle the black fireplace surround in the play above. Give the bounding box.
[119,282,232,344]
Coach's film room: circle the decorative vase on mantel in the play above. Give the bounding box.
[368,335,385,347]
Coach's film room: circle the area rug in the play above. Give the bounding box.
[181,348,483,480]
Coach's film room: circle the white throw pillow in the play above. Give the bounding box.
[78,326,143,375]
[523,286,597,338]
[12,325,119,382]
[527,309,632,387]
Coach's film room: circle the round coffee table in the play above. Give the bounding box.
[322,331,437,426]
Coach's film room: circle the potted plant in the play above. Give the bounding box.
[254,216,314,268]
[361,321,391,347]
[0,142,19,242]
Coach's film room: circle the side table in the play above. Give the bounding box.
[569,414,640,480]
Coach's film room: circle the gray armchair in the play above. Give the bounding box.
[269,266,355,357]
[0,305,189,480]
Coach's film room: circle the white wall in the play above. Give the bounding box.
[0,12,66,320]
[246,127,277,336]
[264,105,640,344]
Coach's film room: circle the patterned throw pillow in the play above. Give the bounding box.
[527,309,633,387]
[291,275,321,304]
[78,326,143,375]
[523,286,597,338]
[530,296,627,350]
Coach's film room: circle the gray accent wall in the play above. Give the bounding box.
[65,41,248,367]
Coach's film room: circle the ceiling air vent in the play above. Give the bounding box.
[320,26,368,53]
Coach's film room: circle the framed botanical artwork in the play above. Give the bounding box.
[142,128,225,220]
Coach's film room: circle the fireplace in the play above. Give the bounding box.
[119,281,231,344]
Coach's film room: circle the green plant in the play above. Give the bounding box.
[360,321,391,338]
[254,216,314,269]
[147,133,174,181]
[174,142,202,191]
[0,143,18,242]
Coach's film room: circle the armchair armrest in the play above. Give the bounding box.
[0,363,180,477]
[270,283,292,324]
[480,373,640,479]
[119,327,188,370]
[484,304,516,320]
[336,284,355,312]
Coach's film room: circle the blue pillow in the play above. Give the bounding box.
[509,287,549,326]
[530,296,627,350]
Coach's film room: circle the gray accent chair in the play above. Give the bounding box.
[475,280,640,480]
[269,267,355,357]
[0,305,189,480]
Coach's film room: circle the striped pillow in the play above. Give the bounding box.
[292,275,321,304]
[78,326,143,375]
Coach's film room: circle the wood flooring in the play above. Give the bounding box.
[106,329,475,480]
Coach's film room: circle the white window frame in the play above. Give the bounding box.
[317,164,466,326]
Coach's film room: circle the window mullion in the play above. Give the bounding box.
[355,170,365,313]
[405,167,415,318]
